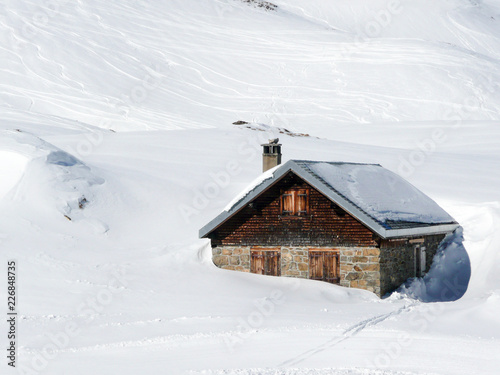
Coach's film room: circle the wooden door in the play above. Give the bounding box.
[414,246,427,277]
[309,252,324,281]
[251,250,281,276]
[324,252,340,283]
[265,251,280,276]
[309,251,340,284]
[251,252,265,274]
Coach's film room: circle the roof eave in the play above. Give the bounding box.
[383,223,460,239]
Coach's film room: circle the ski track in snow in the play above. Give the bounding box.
[278,303,417,368]
[2,1,500,133]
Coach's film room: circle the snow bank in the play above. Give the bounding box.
[395,228,470,302]
[0,130,105,222]
[0,150,28,200]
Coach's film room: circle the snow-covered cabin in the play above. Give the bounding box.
[199,158,459,297]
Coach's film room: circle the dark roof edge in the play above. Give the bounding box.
[384,223,460,239]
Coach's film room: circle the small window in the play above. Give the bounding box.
[280,188,309,216]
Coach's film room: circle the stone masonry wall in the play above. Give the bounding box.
[213,246,382,295]
[422,234,446,272]
[212,234,447,298]
[281,247,309,278]
[338,247,381,296]
[212,246,309,276]
[379,241,414,296]
[379,234,446,296]
[212,246,251,272]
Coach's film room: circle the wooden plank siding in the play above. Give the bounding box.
[211,172,379,247]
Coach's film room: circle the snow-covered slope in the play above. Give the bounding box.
[2,0,500,133]
[1,0,500,374]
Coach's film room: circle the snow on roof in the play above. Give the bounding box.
[199,160,458,239]
[303,161,455,224]
[223,163,281,212]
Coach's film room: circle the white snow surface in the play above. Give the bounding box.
[308,162,455,224]
[223,163,280,212]
[0,0,499,374]
[0,150,27,200]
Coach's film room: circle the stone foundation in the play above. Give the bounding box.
[379,234,445,296]
[338,247,380,296]
[212,238,445,298]
[281,247,309,278]
[212,246,251,272]
[212,245,381,295]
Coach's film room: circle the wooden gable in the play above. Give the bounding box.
[210,172,378,247]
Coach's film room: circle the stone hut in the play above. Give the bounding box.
[199,154,458,297]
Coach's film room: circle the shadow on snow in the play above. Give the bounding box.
[395,227,471,302]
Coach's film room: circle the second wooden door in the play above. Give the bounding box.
[309,251,340,284]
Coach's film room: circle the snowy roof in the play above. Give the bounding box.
[199,160,458,239]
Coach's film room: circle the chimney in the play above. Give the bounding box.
[261,138,282,172]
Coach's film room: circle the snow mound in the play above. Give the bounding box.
[0,150,29,200]
[0,130,105,221]
[395,227,470,302]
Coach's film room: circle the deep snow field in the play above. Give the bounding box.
[1,0,500,374]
